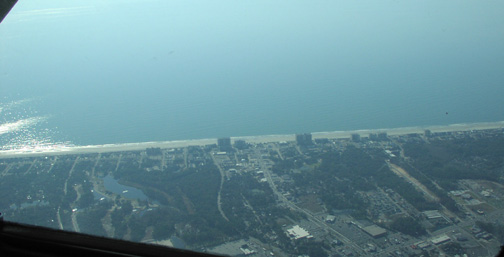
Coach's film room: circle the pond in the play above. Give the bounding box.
[102,174,149,200]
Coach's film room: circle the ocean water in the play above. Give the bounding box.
[1,1,504,150]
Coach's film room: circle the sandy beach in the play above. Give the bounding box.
[1,121,503,158]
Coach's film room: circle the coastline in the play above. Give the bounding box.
[1,121,503,158]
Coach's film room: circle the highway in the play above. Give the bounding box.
[254,148,366,255]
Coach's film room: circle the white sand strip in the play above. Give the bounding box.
[0,121,503,158]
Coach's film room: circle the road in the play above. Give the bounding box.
[211,153,230,222]
[56,206,63,230]
[255,148,365,255]
[68,157,81,232]
[71,210,80,233]
[63,157,79,195]
[57,156,78,231]
[1,163,12,176]
[23,159,37,176]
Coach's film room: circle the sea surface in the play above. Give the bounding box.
[1,0,504,151]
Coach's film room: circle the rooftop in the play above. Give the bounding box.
[286,225,311,240]
[431,234,451,245]
[362,225,387,237]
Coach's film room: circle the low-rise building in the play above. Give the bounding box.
[286,225,312,240]
[325,215,336,223]
[423,210,443,219]
[431,234,451,245]
[362,225,387,238]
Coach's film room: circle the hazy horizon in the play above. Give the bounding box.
[1,0,504,148]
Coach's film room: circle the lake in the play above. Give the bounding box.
[102,174,149,201]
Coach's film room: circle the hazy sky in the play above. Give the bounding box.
[1,0,504,143]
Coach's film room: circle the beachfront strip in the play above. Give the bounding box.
[1,122,504,256]
[1,121,503,158]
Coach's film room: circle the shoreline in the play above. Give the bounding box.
[1,121,503,158]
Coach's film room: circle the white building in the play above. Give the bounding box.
[286,225,312,240]
[325,215,336,223]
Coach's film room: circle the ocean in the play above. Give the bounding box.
[1,0,504,150]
